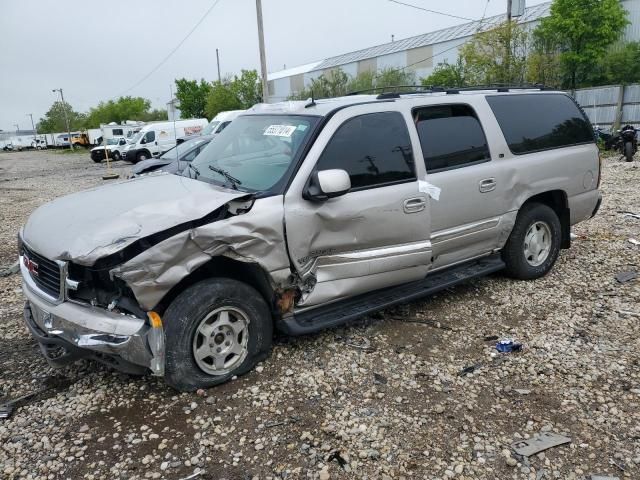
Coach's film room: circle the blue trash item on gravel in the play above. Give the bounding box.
[496,339,523,353]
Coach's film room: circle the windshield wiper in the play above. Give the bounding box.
[186,163,201,179]
[208,165,242,190]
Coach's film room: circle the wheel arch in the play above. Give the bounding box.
[153,256,279,318]
[520,190,570,249]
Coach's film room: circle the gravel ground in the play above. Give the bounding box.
[0,149,639,480]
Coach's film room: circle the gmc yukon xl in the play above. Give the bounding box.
[19,88,602,390]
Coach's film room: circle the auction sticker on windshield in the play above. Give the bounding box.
[264,125,297,137]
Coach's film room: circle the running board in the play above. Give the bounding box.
[278,254,505,336]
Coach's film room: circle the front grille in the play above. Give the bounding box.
[22,244,61,298]
[91,150,105,160]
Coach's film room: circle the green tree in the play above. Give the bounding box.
[37,101,85,133]
[422,59,467,87]
[526,32,564,87]
[174,78,212,118]
[534,0,628,89]
[459,21,529,85]
[588,41,640,85]
[290,67,416,100]
[83,96,161,128]
[205,80,243,119]
[372,68,416,90]
[230,69,262,107]
[204,70,263,119]
[145,108,168,121]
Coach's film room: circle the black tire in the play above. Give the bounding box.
[112,151,121,161]
[92,158,102,163]
[624,141,634,162]
[502,202,561,280]
[136,151,149,163]
[164,278,272,391]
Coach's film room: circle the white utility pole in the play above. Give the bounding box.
[255,0,269,103]
[52,88,74,150]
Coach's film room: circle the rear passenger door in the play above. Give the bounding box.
[413,102,508,268]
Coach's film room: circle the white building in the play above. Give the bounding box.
[267,0,640,101]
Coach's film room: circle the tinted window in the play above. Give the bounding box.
[414,105,490,172]
[112,128,123,136]
[144,131,155,143]
[316,112,415,189]
[486,94,594,154]
[183,147,199,162]
[216,121,231,133]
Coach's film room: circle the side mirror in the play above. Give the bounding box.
[119,139,126,145]
[304,169,351,201]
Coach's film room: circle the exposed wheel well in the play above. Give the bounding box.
[521,190,571,249]
[154,256,277,317]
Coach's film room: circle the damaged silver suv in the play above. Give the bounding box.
[19,88,602,391]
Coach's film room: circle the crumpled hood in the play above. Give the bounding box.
[23,174,246,265]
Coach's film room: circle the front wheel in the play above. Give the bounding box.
[136,151,148,163]
[164,278,273,391]
[502,203,561,280]
[624,141,634,162]
[112,151,121,161]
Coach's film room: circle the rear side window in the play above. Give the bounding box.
[316,112,415,189]
[414,104,490,172]
[486,94,594,155]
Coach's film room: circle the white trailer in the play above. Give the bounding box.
[100,122,145,141]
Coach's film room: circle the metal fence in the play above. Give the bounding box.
[572,84,640,130]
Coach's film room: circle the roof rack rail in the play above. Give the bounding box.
[346,85,446,99]
[345,83,555,100]
[443,83,555,95]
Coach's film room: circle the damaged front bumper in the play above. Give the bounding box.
[21,264,164,376]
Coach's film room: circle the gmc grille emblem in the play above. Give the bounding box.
[23,255,39,276]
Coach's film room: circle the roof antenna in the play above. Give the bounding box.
[391,34,395,42]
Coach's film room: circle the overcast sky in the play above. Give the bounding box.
[0,0,547,131]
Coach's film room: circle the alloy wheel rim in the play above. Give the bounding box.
[523,221,552,267]
[192,306,250,376]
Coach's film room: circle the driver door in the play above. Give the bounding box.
[284,105,432,307]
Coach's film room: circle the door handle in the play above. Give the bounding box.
[479,178,497,193]
[403,197,426,213]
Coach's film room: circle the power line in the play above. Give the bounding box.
[387,0,474,22]
[117,0,223,98]
[394,0,492,73]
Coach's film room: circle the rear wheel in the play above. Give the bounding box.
[624,141,634,162]
[164,278,272,391]
[502,203,561,280]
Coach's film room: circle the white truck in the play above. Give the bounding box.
[122,118,208,163]
[90,137,129,162]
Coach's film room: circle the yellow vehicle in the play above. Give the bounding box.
[71,133,91,148]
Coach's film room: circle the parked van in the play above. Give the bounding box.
[122,118,208,163]
[201,110,245,136]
